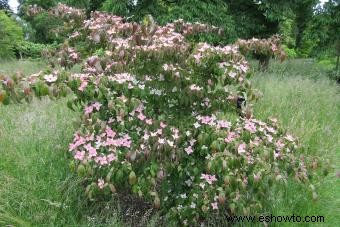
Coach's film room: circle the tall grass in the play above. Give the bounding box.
[252,59,340,226]
[0,60,46,76]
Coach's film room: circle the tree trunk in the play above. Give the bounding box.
[295,26,303,50]
[336,40,340,70]
[258,55,270,72]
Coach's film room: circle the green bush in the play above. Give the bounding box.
[282,45,297,59]
[0,10,24,59]
[14,41,58,59]
[297,38,316,58]
[101,0,237,44]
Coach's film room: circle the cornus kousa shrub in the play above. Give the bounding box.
[1,6,324,226]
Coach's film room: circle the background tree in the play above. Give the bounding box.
[306,0,340,59]
[0,10,24,58]
[293,0,318,50]
[102,0,236,43]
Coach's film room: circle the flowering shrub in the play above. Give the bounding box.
[237,35,287,71]
[0,6,322,226]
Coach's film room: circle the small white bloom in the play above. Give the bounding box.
[44,74,58,83]
[194,122,201,128]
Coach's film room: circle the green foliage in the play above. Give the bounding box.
[292,0,318,49]
[297,38,317,58]
[279,18,295,48]
[226,0,292,39]
[14,41,58,58]
[28,12,64,43]
[102,0,236,44]
[0,11,24,59]
[305,0,340,59]
[19,0,55,10]
[155,0,236,44]
[282,45,297,59]
[101,0,132,16]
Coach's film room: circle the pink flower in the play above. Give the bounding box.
[74,150,85,161]
[107,153,117,162]
[244,120,257,133]
[98,178,105,189]
[225,132,238,143]
[84,105,93,114]
[201,174,217,184]
[95,156,108,165]
[137,113,146,121]
[85,134,94,141]
[285,134,295,142]
[160,121,167,128]
[69,142,78,151]
[238,143,246,154]
[106,127,116,138]
[266,126,276,134]
[143,133,150,140]
[185,146,193,155]
[189,84,202,91]
[78,81,88,91]
[172,132,180,140]
[266,134,273,143]
[275,139,285,150]
[84,144,97,158]
[93,102,102,111]
[217,120,231,129]
[145,119,152,125]
[271,44,278,52]
[200,115,216,126]
[189,139,196,146]
[211,202,218,210]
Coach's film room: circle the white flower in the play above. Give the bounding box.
[44,74,58,83]
[228,71,237,78]
[194,122,201,128]
[180,193,187,199]
[199,183,205,189]
[167,140,174,147]
[159,74,165,81]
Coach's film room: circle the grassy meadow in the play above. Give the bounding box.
[0,59,339,226]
